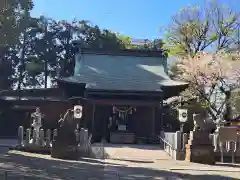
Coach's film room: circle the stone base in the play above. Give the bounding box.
[185,144,215,165]
[110,132,135,144]
[13,145,51,154]
[51,141,79,160]
[185,131,215,165]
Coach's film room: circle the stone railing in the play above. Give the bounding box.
[17,126,55,150]
[160,131,188,160]
[17,126,90,153]
[161,131,240,162]
[209,133,240,162]
[16,126,109,159]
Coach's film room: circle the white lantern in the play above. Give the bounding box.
[74,105,83,119]
[178,108,188,123]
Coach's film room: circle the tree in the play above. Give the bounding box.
[16,13,39,89]
[56,20,85,78]
[176,51,240,122]
[116,34,133,49]
[0,0,33,89]
[0,0,166,89]
[165,1,239,57]
[32,16,59,88]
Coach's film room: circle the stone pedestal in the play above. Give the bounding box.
[51,126,79,160]
[185,131,215,165]
[51,141,79,160]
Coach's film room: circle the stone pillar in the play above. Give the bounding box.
[25,128,31,147]
[75,129,80,143]
[18,126,24,147]
[174,131,186,160]
[213,133,219,152]
[182,133,188,150]
[53,129,57,141]
[83,129,89,153]
[39,129,45,147]
[79,128,84,147]
[175,131,181,150]
[32,129,37,144]
[46,129,51,148]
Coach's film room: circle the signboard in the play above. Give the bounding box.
[74,105,83,119]
[118,125,126,131]
[178,109,188,123]
[217,127,238,142]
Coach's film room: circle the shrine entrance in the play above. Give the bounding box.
[86,99,161,144]
[106,105,137,143]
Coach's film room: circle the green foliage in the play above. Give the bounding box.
[26,57,44,76]
[0,2,165,89]
[165,0,239,57]
[0,0,34,89]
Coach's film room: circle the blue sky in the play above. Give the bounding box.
[31,0,237,40]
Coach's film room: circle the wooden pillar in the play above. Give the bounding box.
[91,103,96,133]
[160,98,163,131]
[152,106,155,136]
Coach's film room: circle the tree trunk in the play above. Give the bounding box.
[0,48,12,90]
[224,90,232,121]
[17,32,27,90]
[44,61,48,88]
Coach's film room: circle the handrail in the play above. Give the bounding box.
[158,136,174,148]
[158,135,177,159]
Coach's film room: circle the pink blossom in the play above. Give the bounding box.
[177,51,240,88]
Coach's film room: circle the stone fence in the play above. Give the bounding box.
[16,126,108,159]
[160,131,187,160]
[17,126,90,153]
[161,131,240,162]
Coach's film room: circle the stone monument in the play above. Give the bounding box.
[185,114,215,165]
[51,109,79,160]
[30,107,44,145]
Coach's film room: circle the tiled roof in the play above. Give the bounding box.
[60,51,187,91]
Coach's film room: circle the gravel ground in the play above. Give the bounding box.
[0,145,239,179]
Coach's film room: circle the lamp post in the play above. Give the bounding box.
[74,105,83,129]
[178,108,188,133]
[178,108,188,150]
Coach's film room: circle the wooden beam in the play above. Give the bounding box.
[90,99,159,106]
[86,89,162,97]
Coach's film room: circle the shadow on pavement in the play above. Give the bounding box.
[0,151,239,180]
[109,158,154,163]
[215,163,240,168]
[104,143,163,151]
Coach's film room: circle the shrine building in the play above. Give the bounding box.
[0,47,188,143]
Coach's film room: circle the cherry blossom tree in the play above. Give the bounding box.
[176,51,240,122]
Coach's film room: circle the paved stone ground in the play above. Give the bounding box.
[0,143,239,179]
[0,139,17,147]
